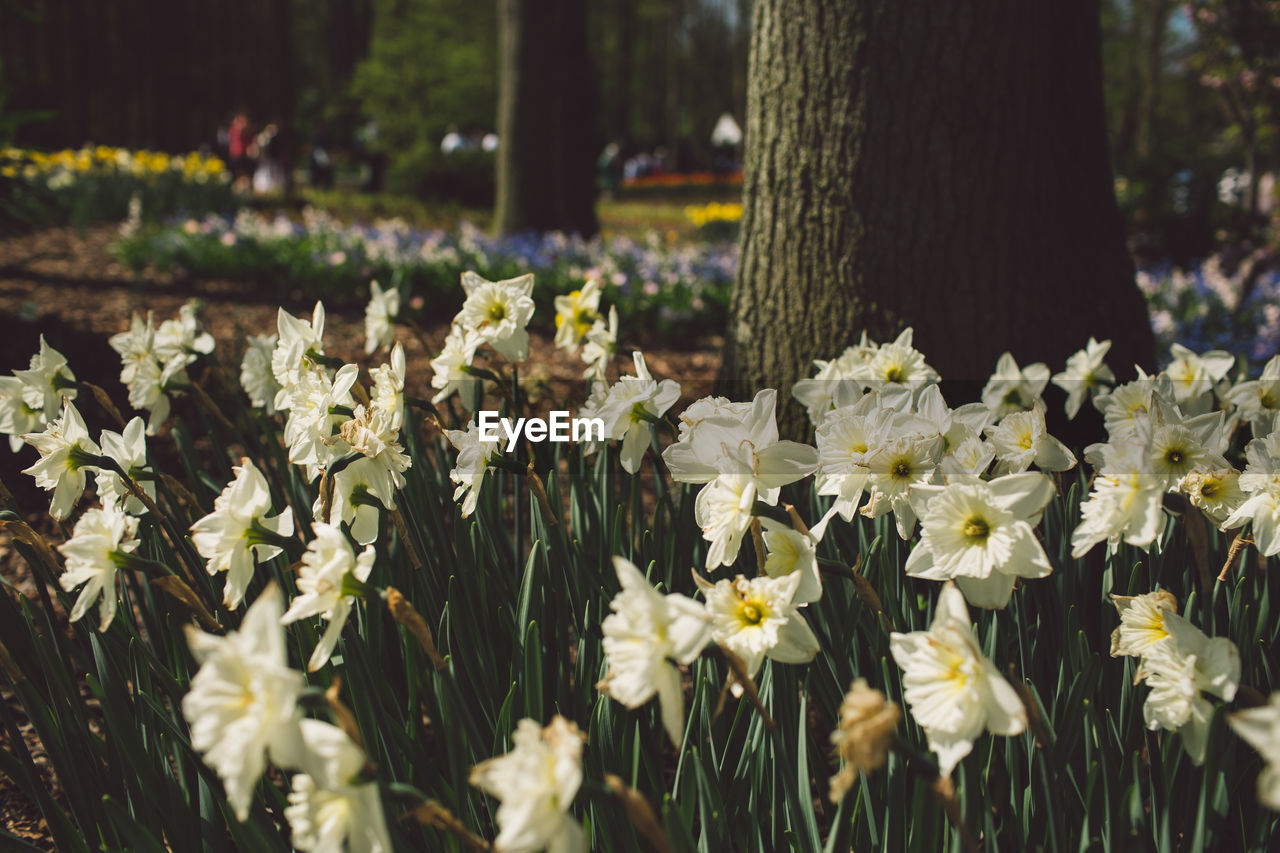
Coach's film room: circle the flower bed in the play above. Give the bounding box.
[2,145,241,227]
[1,275,1278,850]
[111,208,737,340]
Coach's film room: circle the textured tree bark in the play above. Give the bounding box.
[721,0,1156,435]
[495,0,599,237]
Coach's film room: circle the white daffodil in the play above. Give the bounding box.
[1164,343,1234,413]
[94,416,152,515]
[905,473,1055,609]
[1221,428,1280,554]
[698,571,819,688]
[1222,484,1280,557]
[1181,468,1245,526]
[457,271,535,362]
[106,304,204,435]
[281,522,375,671]
[0,375,45,452]
[190,459,295,608]
[363,280,399,355]
[369,343,406,432]
[940,433,996,479]
[1225,355,1280,436]
[21,400,101,520]
[553,279,602,353]
[1093,373,1174,441]
[1108,590,1177,661]
[182,584,305,821]
[862,434,944,539]
[985,404,1076,476]
[430,325,484,410]
[693,470,757,569]
[857,328,939,391]
[286,720,392,853]
[793,351,865,428]
[240,333,281,413]
[1140,612,1239,765]
[333,405,411,501]
[814,395,894,521]
[445,420,499,517]
[914,384,992,449]
[759,517,822,604]
[1229,692,1280,811]
[1071,441,1167,558]
[323,457,398,545]
[56,503,140,631]
[1052,338,1115,419]
[1138,398,1229,491]
[597,352,681,474]
[470,716,586,853]
[575,380,610,456]
[981,352,1051,419]
[272,302,328,405]
[598,557,712,746]
[109,311,155,387]
[662,388,818,505]
[154,301,215,363]
[580,305,619,383]
[889,582,1027,776]
[14,334,76,420]
[280,364,360,480]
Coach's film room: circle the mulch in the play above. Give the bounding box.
[0,224,722,842]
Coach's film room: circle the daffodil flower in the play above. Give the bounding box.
[286,719,392,853]
[1139,611,1239,765]
[182,584,304,821]
[889,582,1027,776]
[905,473,1056,608]
[1229,692,1280,811]
[21,400,101,520]
[1051,337,1114,420]
[457,271,535,362]
[470,716,586,853]
[598,557,711,746]
[57,503,140,631]
[190,458,295,608]
[281,522,375,671]
[697,571,820,689]
[363,279,399,355]
[240,333,280,413]
[598,352,681,474]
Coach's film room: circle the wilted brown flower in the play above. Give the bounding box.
[829,678,900,802]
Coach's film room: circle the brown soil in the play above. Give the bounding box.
[0,224,722,841]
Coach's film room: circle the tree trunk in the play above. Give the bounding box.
[495,0,599,236]
[721,0,1155,435]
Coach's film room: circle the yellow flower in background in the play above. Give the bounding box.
[684,201,743,227]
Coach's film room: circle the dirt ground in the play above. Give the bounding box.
[0,224,722,842]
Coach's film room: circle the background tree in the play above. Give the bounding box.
[721,0,1157,433]
[494,0,599,235]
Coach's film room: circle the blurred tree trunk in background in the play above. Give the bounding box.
[495,0,599,236]
[721,0,1156,435]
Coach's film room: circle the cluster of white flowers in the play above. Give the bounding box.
[259,303,412,535]
[0,335,77,451]
[552,278,619,381]
[1109,591,1239,764]
[1070,344,1280,560]
[181,586,391,849]
[19,264,1280,836]
[108,302,216,434]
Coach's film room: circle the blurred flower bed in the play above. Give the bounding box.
[1138,252,1280,371]
[684,200,742,242]
[1,145,241,227]
[111,208,737,340]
